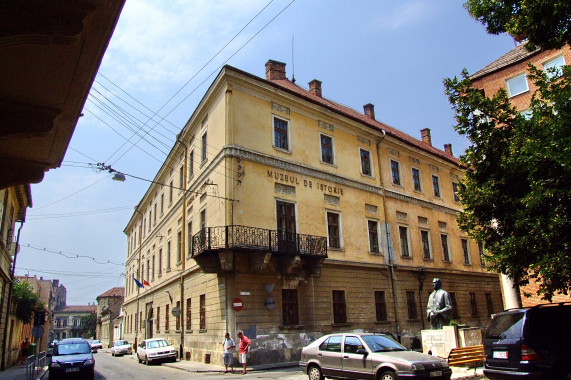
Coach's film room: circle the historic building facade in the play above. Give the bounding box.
[96,287,124,348]
[52,305,96,340]
[122,60,503,365]
[471,42,571,307]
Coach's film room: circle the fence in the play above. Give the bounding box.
[25,351,46,380]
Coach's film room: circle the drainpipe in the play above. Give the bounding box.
[375,131,401,342]
[1,220,24,370]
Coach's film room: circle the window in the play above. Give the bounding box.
[421,230,432,259]
[160,194,164,215]
[140,311,142,330]
[326,212,341,249]
[432,175,440,197]
[506,73,529,97]
[469,292,478,316]
[186,298,191,330]
[440,234,451,262]
[165,305,169,331]
[360,149,371,176]
[158,249,163,276]
[201,131,208,163]
[179,166,184,190]
[543,55,565,78]
[449,292,459,319]
[146,259,150,281]
[390,160,401,185]
[399,226,410,257]
[176,301,181,331]
[462,238,471,264]
[412,168,421,191]
[282,289,299,326]
[319,335,342,352]
[199,294,206,330]
[368,220,380,253]
[478,242,485,266]
[187,221,192,256]
[485,293,494,315]
[167,241,171,270]
[169,181,173,204]
[157,307,160,332]
[406,291,417,320]
[452,182,460,202]
[152,255,155,280]
[177,231,182,263]
[188,150,194,180]
[320,134,334,164]
[143,219,146,237]
[332,290,347,324]
[149,210,152,230]
[153,203,157,225]
[344,336,364,354]
[200,208,206,231]
[273,117,289,150]
[141,263,144,282]
[374,291,387,322]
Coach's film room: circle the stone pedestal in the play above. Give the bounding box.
[421,326,459,358]
[458,327,482,347]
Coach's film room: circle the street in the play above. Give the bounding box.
[87,351,307,380]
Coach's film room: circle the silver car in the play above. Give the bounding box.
[111,340,132,356]
[299,333,451,380]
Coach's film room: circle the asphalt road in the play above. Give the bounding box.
[89,351,307,380]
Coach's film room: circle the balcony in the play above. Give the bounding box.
[191,226,327,275]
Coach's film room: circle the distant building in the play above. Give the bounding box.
[121,60,503,365]
[96,287,124,348]
[52,305,97,340]
[471,43,571,308]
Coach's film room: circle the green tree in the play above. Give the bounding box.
[444,64,571,301]
[12,281,42,324]
[81,313,97,339]
[465,0,571,50]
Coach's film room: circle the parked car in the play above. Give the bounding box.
[299,333,451,380]
[48,338,95,380]
[137,338,177,365]
[111,340,132,356]
[483,302,571,379]
[90,340,102,352]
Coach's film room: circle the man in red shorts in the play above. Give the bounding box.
[237,331,251,375]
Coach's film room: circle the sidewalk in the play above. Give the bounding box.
[109,349,485,379]
[0,363,48,380]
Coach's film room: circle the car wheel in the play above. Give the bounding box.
[307,365,323,380]
[145,356,150,366]
[379,370,397,380]
[138,354,142,363]
[87,369,95,380]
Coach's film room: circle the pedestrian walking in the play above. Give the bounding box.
[20,338,30,364]
[222,332,236,373]
[237,331,251,375]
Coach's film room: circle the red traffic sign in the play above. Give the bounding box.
[232,298,243,312]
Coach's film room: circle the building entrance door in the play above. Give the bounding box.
[276,201,296,254]
[145,303,153,339]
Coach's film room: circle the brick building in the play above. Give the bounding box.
[121,60,503,365]
[471,42,571,307]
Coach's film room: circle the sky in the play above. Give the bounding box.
[15,0,515,305]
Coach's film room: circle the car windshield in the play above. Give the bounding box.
[114,340,129,346]
[56,343,91,355]
[147,339,169,349]
[361,335,406,352]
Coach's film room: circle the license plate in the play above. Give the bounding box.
[65,368,80,373]
[430,371,442,377]
[493,351,508,359]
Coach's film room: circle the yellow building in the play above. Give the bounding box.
[122,60,502,365]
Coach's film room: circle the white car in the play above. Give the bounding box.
[90,340,103,351]
[137,338,177,365]
[111,340,132,356]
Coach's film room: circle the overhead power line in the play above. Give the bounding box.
[22,243,125,266]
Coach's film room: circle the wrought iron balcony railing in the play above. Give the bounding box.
[191,225,327,258]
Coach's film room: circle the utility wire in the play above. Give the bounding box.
[26,205,135,220]
[22,243,125,266]
[30,175,112,211]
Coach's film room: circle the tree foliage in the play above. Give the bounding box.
[465,0,571,50]
[81,313,97,339]
[444,64,571,300]
[12,281,42,324]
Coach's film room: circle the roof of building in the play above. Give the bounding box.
[96,287,125,300]
[229,65,460,166]
[471,42,540,80]
[54,305,97,313]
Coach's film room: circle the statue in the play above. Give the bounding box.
[426,278,453,329]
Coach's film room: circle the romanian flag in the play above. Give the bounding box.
[143,280,151,287]
[133,277,144,288]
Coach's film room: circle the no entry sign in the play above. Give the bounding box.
[232,297,243,311]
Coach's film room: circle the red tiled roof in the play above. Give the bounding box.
[55,305,97,313]
[229,66,459,165]
[471,42,540,80]
[96,287,124,299]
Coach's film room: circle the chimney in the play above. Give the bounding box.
[420,128,432,146]
[444,143,453,156]
[265,59,286,81]
[363,103,375,120]
[308,79,322,97]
